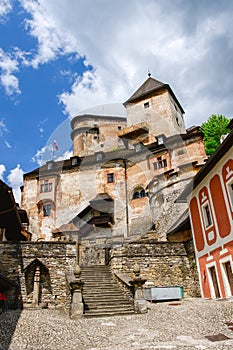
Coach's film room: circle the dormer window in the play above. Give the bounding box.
[96,152,104,161]
[47,161,54,170]
[135,143,142,153]
[71,158,77,166]
[144,102,150,109]
[157,135,164,145]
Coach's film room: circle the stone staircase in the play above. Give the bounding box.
[81,265,135,317]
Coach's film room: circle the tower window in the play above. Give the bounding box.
[132,188,147,200]
[40,180,52,193]
[118,126,122,130]
[107,173,114,183]
[144,102,150,109]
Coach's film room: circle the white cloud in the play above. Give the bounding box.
[0,118,7,136]
[17,0,232,126]
[0,48,20,95]
[4,140,11,148]
[7,164,24,204]
[32,145,52,166]
[0,0,231,125]
[19,0,77,68]
[0,163,6,180]
[0,0,12,20]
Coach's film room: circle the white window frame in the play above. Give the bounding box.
[226,178,233,211]
[201,202,213,229]
[220,256,233,298]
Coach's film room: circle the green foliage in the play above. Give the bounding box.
[200,114,230,156]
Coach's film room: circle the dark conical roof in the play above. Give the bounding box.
[124,76,185,113]
[125,77,166,104]
[124,77,167,105]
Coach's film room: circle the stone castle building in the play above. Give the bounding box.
[0,76,209,314]
[21,76,206,245]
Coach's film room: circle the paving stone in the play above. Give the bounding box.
[0,298,233,349]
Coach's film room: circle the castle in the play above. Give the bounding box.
[21,75,206,246]
[0,76,209,313]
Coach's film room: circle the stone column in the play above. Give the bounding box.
[70,280,84,319]
[66,264,84,319]
[32,266,40,306]
[129,263,147,314]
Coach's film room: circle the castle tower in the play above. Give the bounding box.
[71,114,126,157]
[122,76,186,143]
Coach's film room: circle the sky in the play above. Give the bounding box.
[0,0,233,203]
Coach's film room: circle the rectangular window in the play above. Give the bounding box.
[153,157,167,170]
[144,102,149,109]
[203,204,212,228]
[118,126,122,130]
[157,157,163,169]
[43,204,52,217]
[228,182,233,208]
[40,180,52,193]
[71,158,77,166]
[107,173,114,183]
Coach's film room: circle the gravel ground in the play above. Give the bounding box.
[1,298,233,350]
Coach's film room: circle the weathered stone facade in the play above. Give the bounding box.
[0,239,200,312]
[109,241,200,298]
[22,77,206,243]
[0,242,76,310]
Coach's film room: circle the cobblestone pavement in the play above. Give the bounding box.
[1,298,233,349]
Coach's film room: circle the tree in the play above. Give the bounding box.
[200,114,230,156]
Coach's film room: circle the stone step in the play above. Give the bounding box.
[84,309,135,318]
[83,294,127,300]
[85,298,132,307]
[82,281,120,286]
[84,305,134,312]
[81,265,134,317]
[83,285,122,290]
[83,292,127,299]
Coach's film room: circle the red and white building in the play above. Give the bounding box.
[180,120,233,299]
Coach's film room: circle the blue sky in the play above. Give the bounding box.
[1,0,233,202]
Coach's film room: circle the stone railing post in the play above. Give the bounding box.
[129,263,147,314]
[66,263,84,319]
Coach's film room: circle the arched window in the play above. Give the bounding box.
[38,200,55,218]
[132,188,147,200]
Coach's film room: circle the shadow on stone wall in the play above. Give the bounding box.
[0,242,24,350]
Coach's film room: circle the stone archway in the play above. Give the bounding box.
[24,259,52,307]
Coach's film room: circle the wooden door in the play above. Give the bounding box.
[224,261,233,296]
[209,266,220,298]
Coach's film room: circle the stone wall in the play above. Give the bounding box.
[109,240,200,298]
[0,242,77,310]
